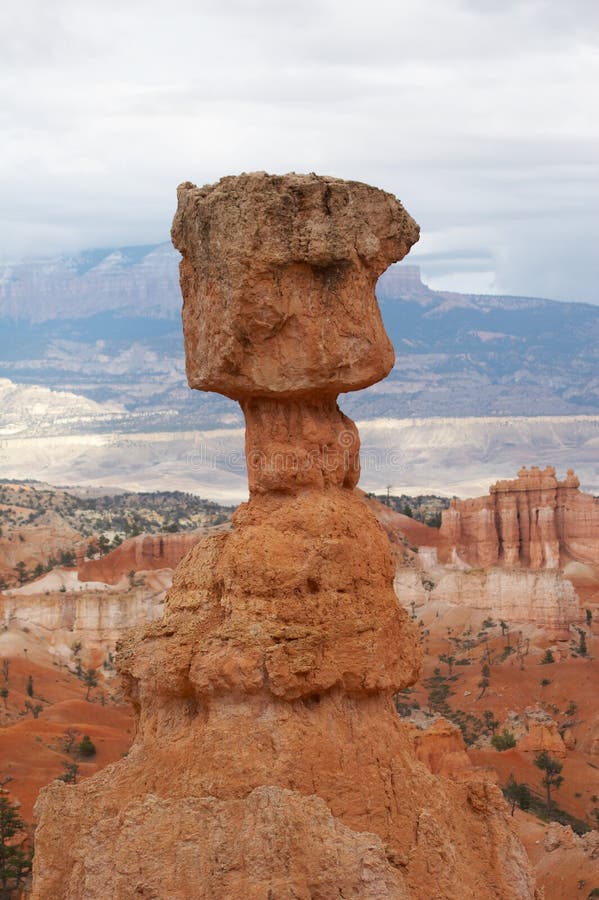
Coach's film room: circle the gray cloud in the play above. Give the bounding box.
[1,0,597,302]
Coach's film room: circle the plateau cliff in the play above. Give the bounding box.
[0,584,165,665]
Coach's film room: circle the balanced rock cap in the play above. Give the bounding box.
[171,172,419,401]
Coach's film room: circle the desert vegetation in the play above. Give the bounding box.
[372,491,451,527]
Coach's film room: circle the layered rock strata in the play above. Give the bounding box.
[430,568,583,632]
[0,584,165,665]
[441,465,599,570]
[76,530,206,585]
[32,173,536,899]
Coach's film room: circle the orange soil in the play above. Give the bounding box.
[517,811,599,900]
[410,612,599,818]
[0,653,133,822]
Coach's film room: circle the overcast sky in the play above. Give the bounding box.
[2,0,598,302]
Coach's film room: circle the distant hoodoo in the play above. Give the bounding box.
[441,465,599,570]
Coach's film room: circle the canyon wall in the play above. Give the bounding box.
[392,549,585,632]
[0,585,165,663]
[430,568,583,632]
[32,173,536,899]
[427,465,599,629]
[76,530,205,584]
[441,465,599,570]
[0,512,81,587]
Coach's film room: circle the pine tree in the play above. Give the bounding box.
[534,751,564,812]
[59,762,79,784]
[483,710,499,734]
[24,701,43,719]
[438,654,455,676]
[15,562,27,585]
[477,662,491,699]
[491,728,516,751]
[499,620,510,647]
[77,735,96,758]
[504,776,531,815]
[0,789,32,899]
[83,669,98,701]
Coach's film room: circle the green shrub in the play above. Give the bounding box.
[78,735,96,758]
[492,728,517,751]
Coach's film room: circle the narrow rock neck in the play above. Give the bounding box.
[241,396,360,495]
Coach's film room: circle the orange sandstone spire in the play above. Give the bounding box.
[31,174,535,899]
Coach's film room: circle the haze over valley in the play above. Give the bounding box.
[2,246,598,500]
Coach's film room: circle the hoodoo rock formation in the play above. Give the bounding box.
[32,174,536,898]
[441,465,599,570]
[424,466,599,632]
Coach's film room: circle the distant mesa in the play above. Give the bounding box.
[3,234,599,423]
[0,243,180,323]
[376,263,436,304]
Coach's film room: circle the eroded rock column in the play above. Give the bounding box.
[31,173,536,900]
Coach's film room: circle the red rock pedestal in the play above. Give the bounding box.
[31,174,536,899]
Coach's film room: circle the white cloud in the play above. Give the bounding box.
[1,0,598,302]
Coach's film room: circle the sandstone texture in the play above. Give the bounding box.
[171,172,418,400]
[517,720,567,758]
[441,466,599,570]
[34,786,410,899]
[32,173,536,899]
[408,716,492,782]
[521,820,599,900]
